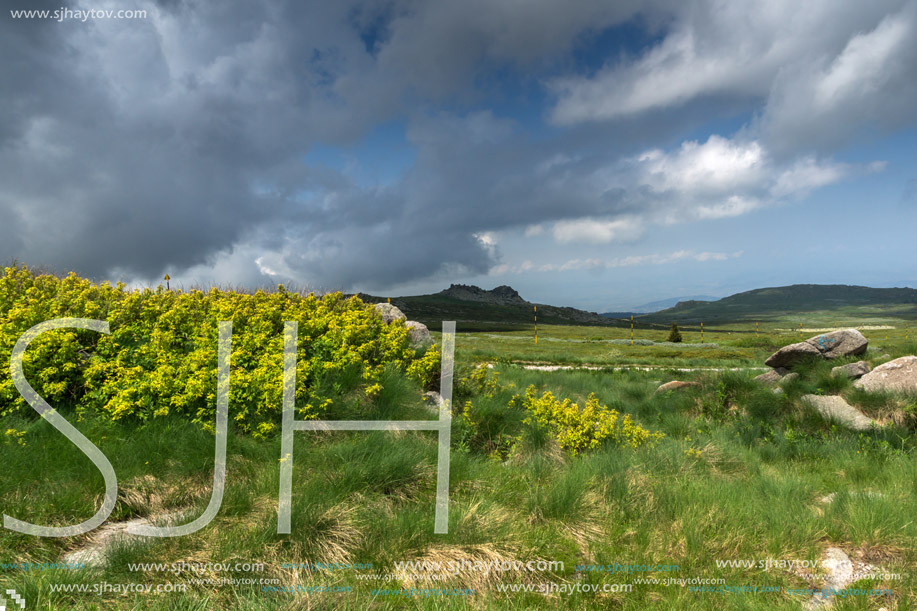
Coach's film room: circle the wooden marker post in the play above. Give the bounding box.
[534,306,537,344]
[756,321,759,338]
[700,322,704,343]
[630,315,634,346]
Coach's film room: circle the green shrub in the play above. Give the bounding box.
[666,323,683,343]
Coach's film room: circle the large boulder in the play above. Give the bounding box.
[765,329,867,368]
[764,342,821,368]
[802,395,876,431]
[374,302,406,324]
[406,320,433,347]
[807,329,869,359]
[831,361,870,380]
[853,356,917,395]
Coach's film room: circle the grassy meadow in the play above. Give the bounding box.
[2,290,917,609]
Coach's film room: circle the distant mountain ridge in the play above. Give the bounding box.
[641,284,917,322]
[631,295,719,313]
[438,284,527,305]
[601,294,719,317]
[357,283,917,328]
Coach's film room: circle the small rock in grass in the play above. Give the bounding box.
[422,391,444,411]
[655,381,700,394]
[755,367,790,385]
[806,547,881,610]
[801,394,876,431]
[818,491,884,504]
[831,361,870,379]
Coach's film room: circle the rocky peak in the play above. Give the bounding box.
[439,284,528,305]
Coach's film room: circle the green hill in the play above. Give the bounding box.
[641,284,917,323]
[356,284,617,331]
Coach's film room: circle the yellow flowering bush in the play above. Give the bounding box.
[405,345,442,390]
[519,385,663,455]
[4,428,27,446]
[0,265,431,438]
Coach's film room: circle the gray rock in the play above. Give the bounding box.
[422,391,444,412]
[831,361,870,379]
[781,372,799,384]
[765,329,868,368]
[764,341,822,368]
[818,490,884,504]
[805,547,880,610]
[655,381,700,394]
[802,395,876,431]
[406,320,433,347]
[853,356,917,395]
[755,367,790,385]
[806,548,854,609]
[374,302,406,324]
[62,511,188,567]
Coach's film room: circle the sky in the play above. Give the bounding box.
[2,0,916,311]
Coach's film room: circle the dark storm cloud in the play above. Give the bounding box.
[0,0,647,284]
[256,110,642,289]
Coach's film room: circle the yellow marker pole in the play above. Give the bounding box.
[630,315,634,346]
[700,322,704,343]
[164,274,170,290]
[387,297,391,303]
[756,321,759,338]
[534,306,537,344]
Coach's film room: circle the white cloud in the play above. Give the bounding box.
[621,134,853,223]
[813,13,911,110]
[552,216,643,244]
[635,136,765,195]
[548,0,858,124]
[770,156,849,198]
[548,0,917,156]
[489,259,534,275]
[538,250,743,272]
[761,3,917,153]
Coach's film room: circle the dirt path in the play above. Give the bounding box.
[487,362,767,372]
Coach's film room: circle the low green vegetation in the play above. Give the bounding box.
[2,267,916,609]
